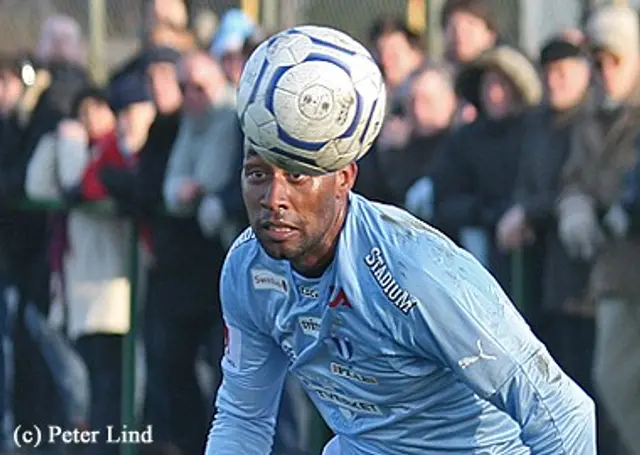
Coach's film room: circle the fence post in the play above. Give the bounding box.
[88,0,108,86]
[120,224,139,455]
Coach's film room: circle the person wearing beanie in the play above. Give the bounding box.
[441,0,499,66]
[556,6,640,454]
[209,8,256,87]
[432,44,542,291]
[496,32,599,447]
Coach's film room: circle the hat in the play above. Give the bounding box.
[144,46,182,68]
[456,45,542,109]
[109,73,153,113]
[209,8,255,58]
[539,37,587,66]
[587,6,639,59]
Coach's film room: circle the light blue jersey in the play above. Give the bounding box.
[206,193,595,455]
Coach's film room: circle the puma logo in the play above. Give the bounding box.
[458,339,497,369]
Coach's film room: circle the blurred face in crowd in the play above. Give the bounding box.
[147,61,183,114]
[78,97,116,139]
[242,147,356,275]
[178,53,226,116]
[117,101,156,153]
[445,11,496,64]
[594,49,640,103]
[545,57,590,111]
[480,70,516,120]
[376,31,423,90]
[410,69,457,136]
[222,50,246,87]
[0,70,24,114]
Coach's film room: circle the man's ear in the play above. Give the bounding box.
[336,161,358,196]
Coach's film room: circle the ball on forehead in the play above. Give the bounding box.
[237,25,386,175]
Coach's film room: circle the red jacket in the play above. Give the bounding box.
[80,130,153,252]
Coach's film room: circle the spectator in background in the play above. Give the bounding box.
[359,61,460,209]
[369,16,424,120]
[25,86,131,455]
[8,14,90,435]
[357,17,425,202]
[497,32,594,390]
[109,0,195,90]
[557,6,640,453]
[441,0,499,68]
[157,50,240,454]
[209,8,256,87]
[432,45,541,289]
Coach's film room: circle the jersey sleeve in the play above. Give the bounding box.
[406,253,596,454]
[205,253,289,455]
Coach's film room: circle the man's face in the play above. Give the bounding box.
[147,61,182,114]
[445,11,496,64]
[594,49,639,102]
[376,31,422,89]
[545,57,590,111]
[411,70,456,135]
[480,70,515,120]
[242,149,356,264]
[178,54,224,115]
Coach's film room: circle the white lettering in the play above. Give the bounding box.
[330,362,378,384]
[298,317,321,337]
[364,247,420,314]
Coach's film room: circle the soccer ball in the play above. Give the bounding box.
[237,25,387,175]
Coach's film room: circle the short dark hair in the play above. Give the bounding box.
[71,86,110,119]
[441,0,498,32]
[368,15,423,50]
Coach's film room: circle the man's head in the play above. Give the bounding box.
[242,145,357,273]
[143,0,189,38]
[36,15,85,65]
[442,0,497,65]
[145,47,183,114]
[369,16,424,91]
[177,52,226,115]
[540,35,590,111]
[0,55,26,114]
[72,88,116,139]
[410,63,457,136]
[210,9,256,87]
[587,6,640,103]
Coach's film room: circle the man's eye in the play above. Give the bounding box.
[246,169,266,179]
[287,173,305,182]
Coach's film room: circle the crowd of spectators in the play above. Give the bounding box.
[0,0,639,454]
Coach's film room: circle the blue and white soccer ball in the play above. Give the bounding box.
[237,25,387,175]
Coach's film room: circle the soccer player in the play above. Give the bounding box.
[204,140,596,453]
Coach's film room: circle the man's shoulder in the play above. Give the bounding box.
[348,196,471,306]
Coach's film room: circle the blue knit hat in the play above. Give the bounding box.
[210,9,255,58]
[109,73,152,113]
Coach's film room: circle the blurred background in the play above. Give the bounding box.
[0,0,640,454]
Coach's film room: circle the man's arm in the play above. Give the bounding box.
[408,253,595,454]
[163,117,196,216]
[206,255,288,454]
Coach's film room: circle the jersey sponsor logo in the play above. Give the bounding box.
[298,285,319,299]
[364,247,419,314]
[299,316,321,337]
[458,339,497,369]
[330,362,378,384]
[251,269,288,295]
[223,324,242,372]
[308,384,382,415]
[328,286,351,308]
[331,335,354,361]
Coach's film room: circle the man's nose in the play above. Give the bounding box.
[260,175,290,212]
